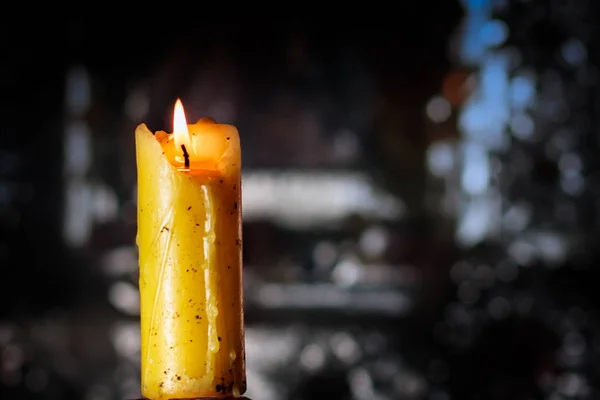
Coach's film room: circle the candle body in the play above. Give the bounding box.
[136,123,245,399]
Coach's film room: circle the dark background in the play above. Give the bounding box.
[3,2,600,399]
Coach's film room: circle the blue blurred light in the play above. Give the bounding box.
[480,20,508,47]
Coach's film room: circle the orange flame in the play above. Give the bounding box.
[173,99,190,155]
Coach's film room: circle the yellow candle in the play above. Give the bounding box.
[135,99,245,399]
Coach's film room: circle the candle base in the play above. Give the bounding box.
[131,397,251,400]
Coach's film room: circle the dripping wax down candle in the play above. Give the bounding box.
[135,99,245,399]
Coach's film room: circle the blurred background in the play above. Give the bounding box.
[3,1,600,399]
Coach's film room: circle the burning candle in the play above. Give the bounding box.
[135,99,245,399]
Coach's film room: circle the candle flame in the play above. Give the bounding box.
[173,99,190,155]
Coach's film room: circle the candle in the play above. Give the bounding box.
[135,99,245,399]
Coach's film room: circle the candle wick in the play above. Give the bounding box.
[181,144,190,168]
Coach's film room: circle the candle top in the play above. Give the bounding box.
[149,99,240,175]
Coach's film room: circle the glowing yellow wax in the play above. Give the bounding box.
[135,108,245,399]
